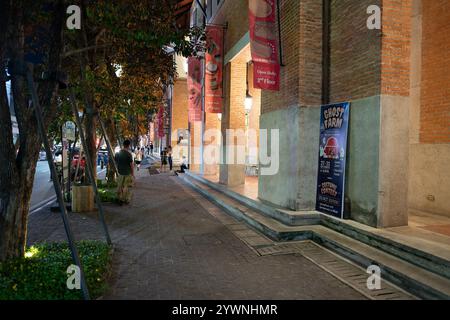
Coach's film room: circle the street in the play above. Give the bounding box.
[30,160,107,214]
[27,167,366,300]
[29,161,54,213]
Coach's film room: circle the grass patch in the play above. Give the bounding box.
[0,240,113,300]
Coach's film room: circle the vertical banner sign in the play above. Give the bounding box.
[316,102,350,219]
[187,57,203,122]
[248,0,280,91]
[205,26,224,113]
[157,106,165,138]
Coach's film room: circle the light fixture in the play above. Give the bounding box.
[244,61,253,112]
[245,90,253,112]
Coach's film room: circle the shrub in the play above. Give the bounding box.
[0,240,113,300]
[98,187,119,203]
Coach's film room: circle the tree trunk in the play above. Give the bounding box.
[0,0,64,261]
[104,116,118,183]
[84,105,98,181]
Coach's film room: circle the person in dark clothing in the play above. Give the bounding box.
[115,140,134,204]
[167,146,173,171]
[160,147,168,172]
[174,156,188,176]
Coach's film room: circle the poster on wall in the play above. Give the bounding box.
[187,57,203,122]
[248,0,280,91]
[315,102,350,219]
[205,26,224,113]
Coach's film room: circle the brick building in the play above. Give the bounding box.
[177,0,449,229]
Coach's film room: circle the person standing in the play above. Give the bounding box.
[115,139,134,205]
[167,146,173,171]
[150,142,154,155]
[135,148,143,171]
[160,147,168,172]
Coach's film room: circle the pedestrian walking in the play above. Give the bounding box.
[168,146,173,171]
[135,148,143,171]
[115,139,134,205]
[160,147,168,172]
[150,142,154,155]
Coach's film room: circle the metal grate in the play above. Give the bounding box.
[256,241,417,300]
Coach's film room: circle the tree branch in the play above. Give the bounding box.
[62,44,112,58]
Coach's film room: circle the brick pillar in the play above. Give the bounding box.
[203,112,221,176]
[219,58,247,187]
[189,120,202,173]
[377,0,412,227]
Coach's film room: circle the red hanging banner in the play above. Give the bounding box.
[205,26,224,113]
[157,106,165,138]
[187,57,203,122]
[248,0,280,91]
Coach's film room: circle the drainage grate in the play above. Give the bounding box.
[256,241,417,300]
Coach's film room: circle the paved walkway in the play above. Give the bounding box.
[27,161,364,300]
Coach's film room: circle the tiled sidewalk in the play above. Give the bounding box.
[27,166,364,300]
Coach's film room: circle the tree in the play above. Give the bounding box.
[65,0,204,182]
[0,0,66,261]
[0,0,204,261]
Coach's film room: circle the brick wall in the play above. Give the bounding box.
[420,0,450,143]
[211,0,249,54]
[329,0,381,103]
[171,79,189,146]
[298,0,323,106]
[260,0,300,114]
[381,0,411,96]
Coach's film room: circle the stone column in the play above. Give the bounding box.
[219,58,247,187]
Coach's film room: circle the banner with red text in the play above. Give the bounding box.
[248,0,280,91]
[187,57,203,122]
[205,26,224,113]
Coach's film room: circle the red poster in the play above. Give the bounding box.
[248,0,280,91]
[205,26,224,113]
[157,106,165,138]
[187,57,203,122]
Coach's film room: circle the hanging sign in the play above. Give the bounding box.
[248,0,280,91]
[63,121,76,141]
[205,26,224,113]
[187,57,203,122]
[316,102,350,219]
[157,106,165,138]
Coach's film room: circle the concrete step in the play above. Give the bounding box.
[185,171,321,226]
[184,171,450,281]
[181,173,450,300]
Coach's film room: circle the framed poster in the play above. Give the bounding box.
[315,102,350,218]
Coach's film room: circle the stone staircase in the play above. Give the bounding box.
[182,171,450,300]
